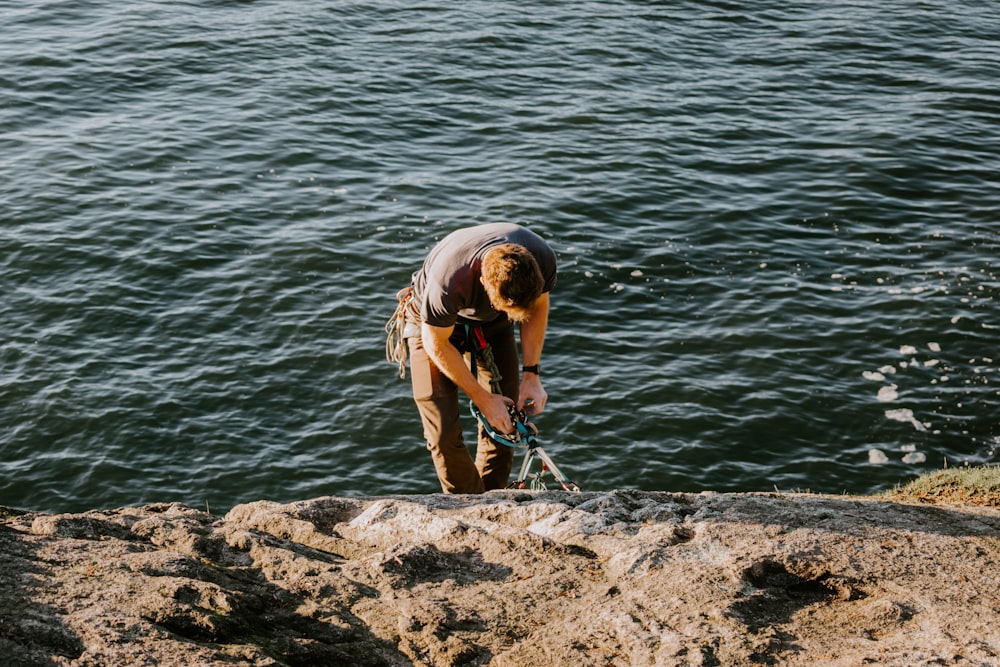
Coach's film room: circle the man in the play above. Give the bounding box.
[391,223,557,494]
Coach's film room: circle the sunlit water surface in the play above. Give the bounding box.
[2,0,997,512]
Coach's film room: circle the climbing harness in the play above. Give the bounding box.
[385,286,420,379]
[466,324,581,493]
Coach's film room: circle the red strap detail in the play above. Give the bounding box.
[471,326,487,351]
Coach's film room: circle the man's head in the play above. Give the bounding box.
[481,244,544,322]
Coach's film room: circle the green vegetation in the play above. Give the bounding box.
[882,465,1000,507]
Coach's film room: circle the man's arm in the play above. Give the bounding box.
[518,292,549,414]
[421,322,515,433]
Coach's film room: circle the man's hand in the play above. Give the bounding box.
[518,372,547,415]
[478,393,515,434]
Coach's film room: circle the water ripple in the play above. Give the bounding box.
[1,0,997,511]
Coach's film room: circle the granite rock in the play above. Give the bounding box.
[2,490,999,666]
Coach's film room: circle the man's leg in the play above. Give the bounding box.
[407,333,485,494]
[476,323,518,491]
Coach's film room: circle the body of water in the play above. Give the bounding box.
[2,0,997,513]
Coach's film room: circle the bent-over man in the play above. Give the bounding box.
[388,223,557,493]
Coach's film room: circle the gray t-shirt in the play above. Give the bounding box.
[412,223,557,327]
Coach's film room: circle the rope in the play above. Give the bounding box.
[385,287,420,379]
[466,325,504,395]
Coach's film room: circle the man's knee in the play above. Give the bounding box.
[428,440,485,494]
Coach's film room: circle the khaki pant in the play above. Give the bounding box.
[407,321,518,493]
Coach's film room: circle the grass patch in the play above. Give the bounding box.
[881,465,1000,507]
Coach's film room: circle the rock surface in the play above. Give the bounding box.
[2,490,999,666]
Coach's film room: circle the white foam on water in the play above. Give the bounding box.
[885,408,927,432]
[902,452,927,464]
[863,371,885,381]
[928,342,941,352]
[899,345,918,355]
[879,365,896,375]
[868,449,890,464]
[877,385,899,402]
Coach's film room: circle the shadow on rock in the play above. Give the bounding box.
[0,510,84,667]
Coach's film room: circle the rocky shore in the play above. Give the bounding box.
[2,486,999,666]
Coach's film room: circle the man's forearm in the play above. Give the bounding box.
[421,323,492,405]
[519,293,550,366]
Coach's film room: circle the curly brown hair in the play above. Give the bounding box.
[481,244,544,321]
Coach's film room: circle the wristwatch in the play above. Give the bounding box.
[522,364,541,375]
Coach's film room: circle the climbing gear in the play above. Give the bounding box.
[465,324,503,394]
[510,428,581,492]
[385,287,420,379]
[470,401,581,492]
[466,326,580,492]
[470,401,529,448]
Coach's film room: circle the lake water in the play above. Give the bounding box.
[2,0,997,513]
